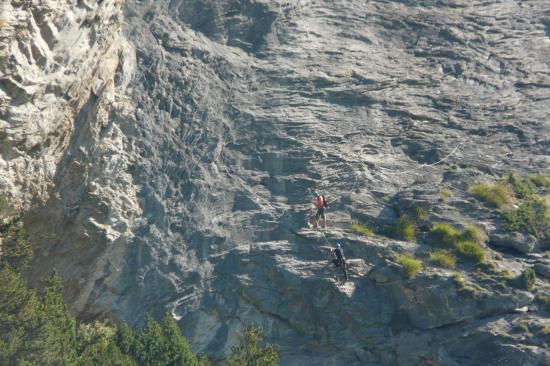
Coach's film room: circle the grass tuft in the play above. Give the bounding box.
[508,173,535,199]
[351,222,373,237]
[531,175,550,189]
[414,207,427,221]
[396,254,422,278]
[455,241,486,263]
[430,223,461,247]
[439,188,453,202]
[382,216,416,241]
[469,182,513,208]
[430,249,456,269]
[461,225,487,244]
[452,272,483,299]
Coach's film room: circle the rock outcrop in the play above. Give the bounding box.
[1,0,549,364]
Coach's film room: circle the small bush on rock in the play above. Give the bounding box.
[430,250,456,269]
[469,182,513,208]
[351,223,373,237]
[461,225,487,244]
[455,241,486,263]
[396,254,422,278]
[430,223,461,247]
[503,195,549,240]
[382,216,416,241]
[508,173,535,199]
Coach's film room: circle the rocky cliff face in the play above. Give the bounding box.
[1,0,549,364]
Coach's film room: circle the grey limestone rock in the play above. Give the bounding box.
[490,232,537,255]
[1,0,549,364]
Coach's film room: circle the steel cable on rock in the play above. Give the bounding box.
[377,141,462,175]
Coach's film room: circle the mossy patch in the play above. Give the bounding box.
[396,254,422,278]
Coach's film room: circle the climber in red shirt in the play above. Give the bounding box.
[312,191,327,229]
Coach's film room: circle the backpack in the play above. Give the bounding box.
[320,195,328,208]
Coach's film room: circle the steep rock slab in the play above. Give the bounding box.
[14,0,550,364]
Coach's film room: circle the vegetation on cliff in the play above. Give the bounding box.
[0,218,278,365]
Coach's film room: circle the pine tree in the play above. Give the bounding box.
[0,266,42,364]
[77,321,135,366]
[228,326,279,366]
[0,217,33,271]
[38,271,77,365]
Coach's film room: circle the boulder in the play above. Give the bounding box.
[490,232,536,254]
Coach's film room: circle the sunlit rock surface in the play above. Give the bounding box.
[1,0,549,364]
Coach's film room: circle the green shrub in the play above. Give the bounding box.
[503,195,549,240]
[510,268,536,291]
[455,241,486,263]
[396,254,422,278]
[228,326,279,366]
[469,182,513,208]
[508,173,535,199]
[430,250,456,269]
[461,225,487,244]
[430,223,461,246]
[382,216,416,241]
[0,269,77,365]
[351,223,373,237]
[531,175,550,189]
[76,321,134,365]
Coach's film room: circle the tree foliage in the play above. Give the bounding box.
[0,217,33,270]
[0,217,210,366]
[228,326,279,366]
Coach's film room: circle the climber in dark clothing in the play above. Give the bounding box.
[331,243,348,281]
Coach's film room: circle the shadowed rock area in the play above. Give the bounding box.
[1,0,549,364]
